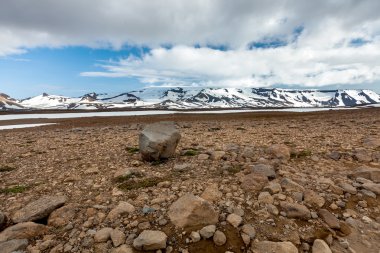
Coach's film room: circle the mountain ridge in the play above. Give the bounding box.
[1,87,380,110]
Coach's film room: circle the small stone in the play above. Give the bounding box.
[304,190,325,208]
[281,178,305,192]
[173,163,192,172]
[241,224,256,239]
[251,164,276,179]
[107,202,135,220]
[362,182,380,195]
[94,227,113,243]
[267,144,291,161]
[312,239,332,253]
[338,182,357,194]
[111,228,126,247]
[199,225,216,239]
[318,209,340,229]
[48,204,78,227]
[266,204,279,216]
[198,154,209,160]
[201,183,222,202]
[258,192,274,204]
[263,182,282,194]
[240,173,268,192]
[213,231,226,246]
[226,214,243,228]
[133,230,167,251]
[280,202,311,219]
[190,231,201,242]
[111,245,134,253]
[211,151,226,160]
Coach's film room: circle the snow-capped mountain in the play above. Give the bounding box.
[0,93,24,110]
[2,88,380,110]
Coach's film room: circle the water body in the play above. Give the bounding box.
[0,107,357,121]
[0,123,57,130]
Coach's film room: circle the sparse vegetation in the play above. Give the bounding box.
[126,146,140,153]
[0,185,28,194]
[182,149,198,156]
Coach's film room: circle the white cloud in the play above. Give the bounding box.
[2,0,380,88]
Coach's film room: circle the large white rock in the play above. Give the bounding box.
[139,121,181,161]
[168,194,218,228]
[133,230,167,251]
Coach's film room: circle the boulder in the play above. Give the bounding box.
[133,230,167,251]
[139,121,181,161]
[312,239,332,253]
[280,202,311,220]
[0,222,48,242]
[251,241,298,253]
[48,204,78,227]
[0,239,28,253]
[240,173,269,192]
[168,194,218,228]
[12,195,67,223]
[251,164,276,179]
[267,144,291,161]
[349,166,380,183]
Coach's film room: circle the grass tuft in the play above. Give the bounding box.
[126,147,140,153]
[0,185,28,194]
[182,149,198,156]
[291,149,312,159]
[118,177,165,191]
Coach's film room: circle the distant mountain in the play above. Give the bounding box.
[1,88,380,110]
[0,93,24,110]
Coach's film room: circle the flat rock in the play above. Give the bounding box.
[363,136,380,149]
[111,229,126,247]
[349,166,380,183]
[362,182,380,194]
[251,241,298,253]
[280,202,311,220]
[251,164,276,179]
[168,194,218,228]
[0,222,48,242]
[318,209,340,229]
[267,144,291,161]
[338,182,357,194]
[0,239,28,253]
[139,121,181,161]
[12,195,67,223]
[133,230,167,251]
[240,173,269,192]
[312,239,332,253]
[47,204,77,227]
[281,178,305,192]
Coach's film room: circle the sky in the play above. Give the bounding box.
[0,0,380,99]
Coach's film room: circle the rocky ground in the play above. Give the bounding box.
[0,108,380,253]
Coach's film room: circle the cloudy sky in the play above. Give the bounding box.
[1,0,380,98]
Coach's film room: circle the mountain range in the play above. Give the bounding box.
[1,87,380,110]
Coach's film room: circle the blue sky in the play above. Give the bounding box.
[1,0,380,98]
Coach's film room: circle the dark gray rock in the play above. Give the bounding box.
[0,239,28,253]
[251,164,276,179]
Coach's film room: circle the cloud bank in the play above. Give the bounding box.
[1,0,380,88]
